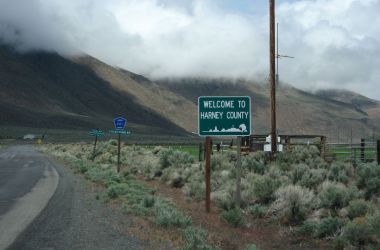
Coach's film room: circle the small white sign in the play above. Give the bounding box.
[264,144,283,152]
[265,135,280,143]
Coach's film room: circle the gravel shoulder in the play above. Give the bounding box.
[8,152,157,250]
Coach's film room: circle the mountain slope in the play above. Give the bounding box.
[1,44,379,141]
[0,45,188,136]
[158,78,380,139]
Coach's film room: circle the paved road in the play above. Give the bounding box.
[0,146,58,249]
[0,146,152,250]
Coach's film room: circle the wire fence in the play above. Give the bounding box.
[326,139,379,164]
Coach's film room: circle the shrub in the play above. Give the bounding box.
[85,168,120,184]
[78,161,89,173]
[169,150,194,169]
[297,221,318,237]
[244,244,257,250]
[242,155,266,174]
[220,208,245,227]
[142,195,155,208]
[159,148,174,169]
[299,169,327,189]
[182,226,213,250]
[253,175,280,204]
[211,189,235,211]
[343,217,371,246]
[154,200,192,228]
[368,213,380,237]
[107,183,129,199]
[317,217,345,238]
[318,182,350,211]
[333,236,347,250]
[356,163,380,199]
[347,199,369,219]
[328,162,351,184]
[108,139,118,146]
[248,204,267,218]
[291,164,309,184]
[270,185,314,224]
[183,177,205,202]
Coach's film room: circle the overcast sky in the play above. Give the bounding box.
[0,0,379,99]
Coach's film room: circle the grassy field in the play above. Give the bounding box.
[329,145,378,162]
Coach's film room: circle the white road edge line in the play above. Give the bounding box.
[0,164,59,250]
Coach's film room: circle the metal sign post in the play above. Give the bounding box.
[109,117,130,173]
[117,133,121,173]
[198,96,251,212]
[90,129,104,159]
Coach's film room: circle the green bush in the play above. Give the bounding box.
[182,226,213,250]
[343,217,371,246]
[107,183,129,199]
[244,244,257,250]
[169,150,194,169]
[347,199,369,219]
[318,182,350,211]
[333,236,347,250]
[299,169,327,189]
[143,195,155,208]
[297,221,318,237]
[159,148,174,169]
[253,175,280,204]
[328,162,352,184]
[368,213,380,237]
[248,204,267,218]
[291,164,309,184]
[154,200,192,228]
[317,217,345,238]
[242,155,266,174]
[270,185,314,224]
[183,177,205,201]
[108,139,118,146]
[220,208,245,227]
[356,163,380,199]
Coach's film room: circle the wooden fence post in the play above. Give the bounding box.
[320,136,326,159]
[199,142,203,162]
[361,139,365,162]
[285,136,290,152]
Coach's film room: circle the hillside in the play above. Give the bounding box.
[1,44,379,141]
[0,45,188,137]
[158,78,380,140]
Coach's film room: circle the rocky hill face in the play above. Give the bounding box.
[1,44,379,141]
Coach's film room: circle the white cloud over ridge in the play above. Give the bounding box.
[0,0,379,99]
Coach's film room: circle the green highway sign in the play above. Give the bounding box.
[109,130,130,135]
[198,96,251,136]
[90,130,104,136]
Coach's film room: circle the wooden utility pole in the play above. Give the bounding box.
[269,0,277,156]
[205,136,211,213]
[235,137,242,207]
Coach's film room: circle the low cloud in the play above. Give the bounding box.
[0,0,379,99]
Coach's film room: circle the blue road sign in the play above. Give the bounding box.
[114,117,127,130]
